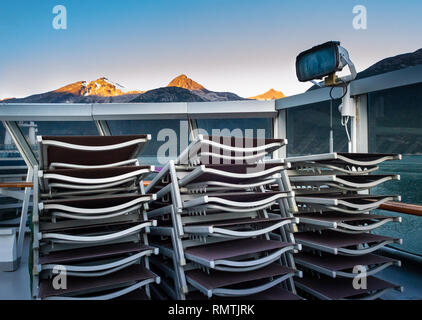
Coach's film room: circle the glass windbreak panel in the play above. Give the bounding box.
[0,122,5,149]
[196,118,273,160]
[286,100,348,156]
[0,122,10,151]
[0,121,97,169]
[108,120,187,166]
[372,157,422,255]
[368,83,422,256]
[196,118,272,139]
[30,121,99,158]
[368,83,422,154]
[36,121,99,137]
[0,122,20,159]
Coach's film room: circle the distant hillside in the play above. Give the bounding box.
[130,86,205,102]
[4,74,246,103]
[249,89,285,100]
[1,73,287,103]
[357,48,422,79]
[167,74,246,101]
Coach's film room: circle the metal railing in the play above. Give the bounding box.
[1,65,422,256]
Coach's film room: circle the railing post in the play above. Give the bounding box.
[355,94,369,153]
[16,167,33,266]
[274,109,287,159]
[95,120,112,136]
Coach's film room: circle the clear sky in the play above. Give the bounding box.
[1,0,422,99]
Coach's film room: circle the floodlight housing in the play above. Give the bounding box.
[295,41,356,85]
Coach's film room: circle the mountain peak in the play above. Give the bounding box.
[52,77,141,98]
[83,77,125,96]
[249,89,285,100]
[167,74,205,91]
[54,81,87,95]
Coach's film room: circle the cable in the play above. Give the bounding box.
[329,79,348,100]
[341,115,351,143]
[328,79,351,150]
[329,97,333,153]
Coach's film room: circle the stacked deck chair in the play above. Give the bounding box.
[31,135,160,300]
[284,152,403,300]
[143,135,303,300]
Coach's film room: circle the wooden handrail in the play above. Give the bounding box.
[0,182,33,188]
[1,181,148,188]
[6,180,416,216]
[379,201,422,217]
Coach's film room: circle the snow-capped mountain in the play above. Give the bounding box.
[3,75,246,103]
[3,77,143,103]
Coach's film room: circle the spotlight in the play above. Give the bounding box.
[295,41,356,86]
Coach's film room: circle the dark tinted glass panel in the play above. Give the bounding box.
[372,156,422,255]
[0,123,19,159]
[0,122,7,150]
[368,83,422,154]
[286,99,348,156]
[36,121,98,137]
[368,83,422,255]
[196,118,272,139]
[108,119,186,166]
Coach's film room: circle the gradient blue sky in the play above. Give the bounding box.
[1,0,422,99]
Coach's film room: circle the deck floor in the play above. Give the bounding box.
[0,235,31,300]
[0,235,421,300]
[376,260,422,300]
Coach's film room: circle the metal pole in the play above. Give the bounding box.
[95,120,112,136]
[329,99,334,153]
[16,167,33,265]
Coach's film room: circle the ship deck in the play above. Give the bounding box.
[1,235,421,300]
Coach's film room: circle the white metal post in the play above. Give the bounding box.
[274,109,287,159]
[16,167,33,265]
[95,120,112,136]
[355,94,369,153]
